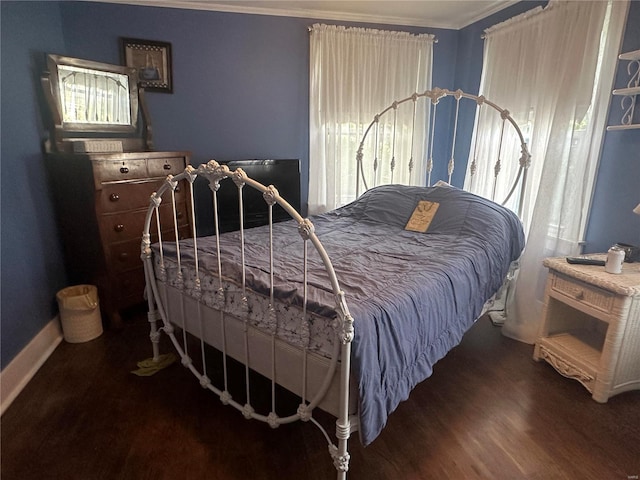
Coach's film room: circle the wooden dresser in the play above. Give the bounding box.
[46,151,192,327]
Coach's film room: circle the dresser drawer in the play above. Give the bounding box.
[115,267,146,308]
[93,158,148,183]
[550,273,616,315]
[109,237,144,273]
[147,157,187,178]
[98,179,187,214]
[99,180,159,213]
[100,202,189,244]
[108,224,190,273]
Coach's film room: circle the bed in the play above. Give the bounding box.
[141,88,530,479]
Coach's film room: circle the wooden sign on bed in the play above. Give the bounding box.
[405,201,440,232]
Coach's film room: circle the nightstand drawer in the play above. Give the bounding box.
[550,273,615,315]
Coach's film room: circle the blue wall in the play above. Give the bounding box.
[1,2,68,369]
[584,1,640,253]
[1,0,638,369]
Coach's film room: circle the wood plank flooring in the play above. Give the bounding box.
[2,312,639,480]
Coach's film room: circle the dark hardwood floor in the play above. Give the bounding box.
[2,311,639,480]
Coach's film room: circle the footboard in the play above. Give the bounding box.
[140,161,356,478]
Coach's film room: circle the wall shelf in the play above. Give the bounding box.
[612,86,640,96]
[608,49,640,129]
[607,124,640,131]
[619,49,640,61]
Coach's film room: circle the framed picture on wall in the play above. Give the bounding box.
[120,37,173,93]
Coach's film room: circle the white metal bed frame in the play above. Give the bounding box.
[140,88,531,479]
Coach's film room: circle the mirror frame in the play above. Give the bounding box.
[44,54,140,133]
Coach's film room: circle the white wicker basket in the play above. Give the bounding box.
[56,285,103,343]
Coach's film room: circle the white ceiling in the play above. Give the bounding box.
[96,0,519,29]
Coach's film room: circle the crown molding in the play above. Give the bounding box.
[85,0,518,30]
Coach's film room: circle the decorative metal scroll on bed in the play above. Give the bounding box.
[140,88,530,480]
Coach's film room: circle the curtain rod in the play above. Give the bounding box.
[481,5,546,39]
[307,25,438,43]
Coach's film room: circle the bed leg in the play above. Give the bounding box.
[148,308,161,362]
[331,307,354,479]
[330,423,351,480]
[142,237,162,363]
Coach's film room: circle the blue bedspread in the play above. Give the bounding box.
[308,185,525,445]
[159,184,525,445]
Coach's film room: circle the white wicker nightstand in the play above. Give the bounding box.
[533,256,640,402]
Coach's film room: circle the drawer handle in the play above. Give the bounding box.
[118,253,128,262]
[114,224,125,233]
[120,167,129,174]
[163,164,172,170]
[109,193,120,202]
[176,211,183,219]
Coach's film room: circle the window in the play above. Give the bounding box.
[471,0,630,343]
[308,24,435,214]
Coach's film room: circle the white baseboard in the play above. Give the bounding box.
[1,317,63,416]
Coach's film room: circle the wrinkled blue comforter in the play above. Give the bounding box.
[308,184,525,445]
[160,184,525,445]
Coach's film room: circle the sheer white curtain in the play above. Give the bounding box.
[309,24,434,215]
[465,0,629,343]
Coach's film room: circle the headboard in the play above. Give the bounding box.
[355,87,531,217]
